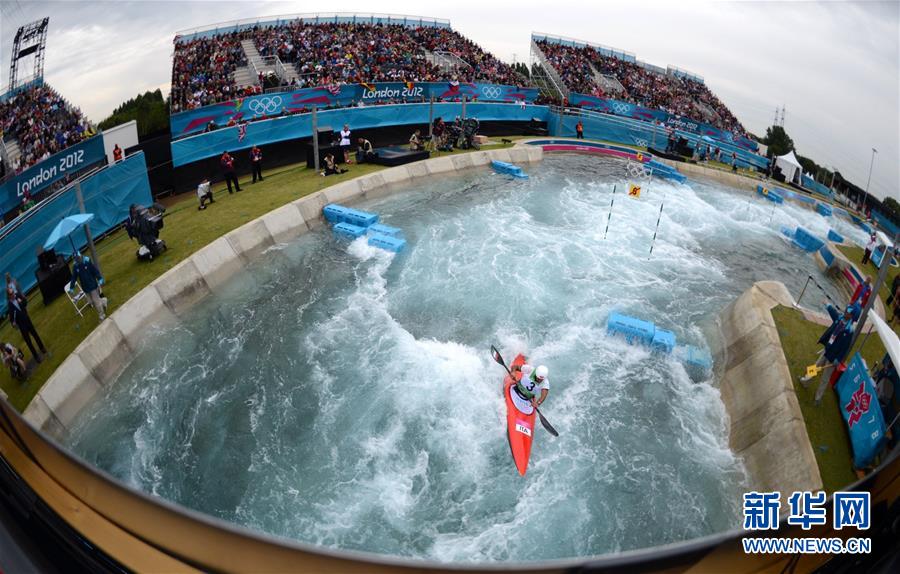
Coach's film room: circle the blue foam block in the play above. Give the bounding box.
[793,227,825,252]
[333,222,367,239]
[324,204,379,227]
[817,203,833,217]
[607,312,655,346]
[818,245,836,266]
[827,229,844,243]
[651,329,676,354]
[368,223,403,238]
[678,345,713,372]
[367,233,406,253]
[491,160,528,179]
[324,204,351,223]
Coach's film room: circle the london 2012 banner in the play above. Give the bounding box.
[0,135,107,214]
[170,82,539,137]
[568,92,758,152]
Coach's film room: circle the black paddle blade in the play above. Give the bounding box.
[490,345,508,370]
[535,407,559,437]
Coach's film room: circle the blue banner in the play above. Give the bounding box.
[0,136,107,213]
[0,152,152,307]
[170,82,539,137]
[568,92,758,152]
[836,352,887,468]
[171,102,546,167]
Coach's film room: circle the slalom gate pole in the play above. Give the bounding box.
[603,185,617,240]
[649,201,664,257]
[797,275,812,306]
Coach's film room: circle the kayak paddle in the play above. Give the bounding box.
[490,345,559,437]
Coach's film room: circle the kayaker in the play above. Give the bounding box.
[509,363,549,415]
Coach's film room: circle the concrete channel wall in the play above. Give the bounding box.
[24,145,543,435]
[716,280,823,502]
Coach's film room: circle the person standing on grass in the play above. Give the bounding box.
[6,286,47,363]
[576,121,584,139]
[863,233,876,265]
[250,146,264,183]
[221,151,241,193]
[70,254,108,320]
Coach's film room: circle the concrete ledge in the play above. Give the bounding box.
[153,258,212,315]
[22,395,66,436]
[379,166,412,185]
[74,319,132,385]
[225,219,275,262]
[32,355,103,431]
[718,281,823,500]
[507,147,529,163]
[111,287,174,351]
[406,160,431,179]
[358,173,386,195]
[292,192,327,230]
[189,237,244,293]
[261,203,308,244]
[423,155,456,175]
[322,179,363,205]
[451,153,474,170]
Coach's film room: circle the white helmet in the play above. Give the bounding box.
[535,365,548,380]
[520,364,534,377]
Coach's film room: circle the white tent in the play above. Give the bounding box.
[775,150,803,185]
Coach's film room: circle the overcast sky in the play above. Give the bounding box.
[1,0,897,200]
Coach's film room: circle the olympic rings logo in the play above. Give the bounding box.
[481,86,502,100]
[612,102,630,115]
[248,96,283,115]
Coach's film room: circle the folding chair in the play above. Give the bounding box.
[65,282,91,317]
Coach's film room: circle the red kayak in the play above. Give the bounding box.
[503,354,537,476]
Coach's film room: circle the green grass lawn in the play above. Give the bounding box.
[0,142,514,411]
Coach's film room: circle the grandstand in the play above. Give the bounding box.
[531,33,745,137]
[170,13,527,113]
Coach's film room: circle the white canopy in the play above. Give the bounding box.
[775,151,803,185]
[869,313,900,371]
[875,230,894,249]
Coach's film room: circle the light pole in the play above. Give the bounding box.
[861,147,877,216]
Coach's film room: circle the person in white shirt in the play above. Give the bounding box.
[197,178,214,210]
[863,233,876,265]
[340,124,352,163]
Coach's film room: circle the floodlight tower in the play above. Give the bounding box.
[8,17,50,91]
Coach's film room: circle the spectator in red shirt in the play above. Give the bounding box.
[221,151,241,193]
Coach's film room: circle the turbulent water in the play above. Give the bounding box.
[66,154,860,562]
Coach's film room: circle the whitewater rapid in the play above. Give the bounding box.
[66,154,856,561]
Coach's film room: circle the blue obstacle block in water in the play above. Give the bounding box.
[324,204,379,227]
[827,229,844,243]
[676,345,713,374]
[646,160,686,183]
[367,223,403,238]
[324,204,351,223]
[333,222,367,239]
[818,245,836,266]
[607,312,655,346]
[792,227,825,252]
[651,329,676,354]
[367,233,406,253]
[491,160,528,179]
[816,203,833,217]
[756,185,783,204]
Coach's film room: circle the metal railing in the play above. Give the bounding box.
[530,39,568,99]
[174,13,451,43]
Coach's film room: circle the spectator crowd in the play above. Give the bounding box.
[536,40,746,136]
[0,85,94,175]
[171,21,525,113]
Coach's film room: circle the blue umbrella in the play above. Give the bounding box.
[44,213,95,254]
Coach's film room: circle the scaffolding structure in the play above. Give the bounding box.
[8,17,49,92]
